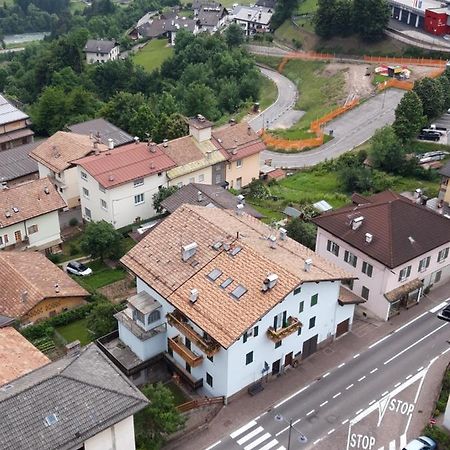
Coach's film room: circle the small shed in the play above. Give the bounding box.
[313,200,333,213]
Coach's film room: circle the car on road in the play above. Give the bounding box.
[402,436,437,450]
[438,305,450,322]
[66,261,92,276]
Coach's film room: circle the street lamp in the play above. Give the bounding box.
[274,414,308,449]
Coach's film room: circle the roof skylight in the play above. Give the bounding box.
[207,268,222,281]
[231,284,247,300]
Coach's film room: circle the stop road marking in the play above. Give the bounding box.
[350,434,376,449]
[388,399,414,415]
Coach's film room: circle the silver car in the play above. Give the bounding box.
[66,261,93,276]
[402,436,437,450]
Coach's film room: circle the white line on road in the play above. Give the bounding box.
[382,391,389,397]
[328,428,335,435]
[346,384,354,390]
[293,418,302,426]
[400,434,407,447]
[273,384,310,408]
[258,439,279,450]
[368,335,390,349]
[244,433,271,450]
[369,400,376,406]
[342,419,349,425]
[429,301,448,313]
[204,441,221,450]
[353,353,360,359]
[370,368,379,374]
[313,439,322,445]
[384,322,447,365]
[237,427,264,445]
[417,366,424,372]
[389,439,396,450]
[442,347,450,355]
[230,421,257,439]
[358,376,366,382]
[275,426,289,437]
[406,374,412,380]
[323,371,330,378]
[356,409,363,415]
[320,400,329,407]
[333,392,342,399]
[394,312,428,334]
[394,382,401,388]
[338,363,346,368]
[306,409,315,416]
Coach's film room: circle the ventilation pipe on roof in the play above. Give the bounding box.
[182,242,198,261]
[231,146,238,155]
[247,126,252,135]
[351,216,364,230]
[21,290,28,303]
[189,288,199,303]
[163,139,169,148]
[365,233,373,244]
[269,234,277,249]
[197,191,203,202]
[237,194,245,205]
[304,258,312,272]
[149,142,157,153]
[134,136,140,144]
[108,138,114,150]
[279,227,287,240]
[44,186,50,195]
[236,203,244,215]
[262,273,278,292]
[54,283,60,293]
[89,131,94,140]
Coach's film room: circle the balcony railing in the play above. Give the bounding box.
[168,336,203,367]
[267,316,301,342]
[167,311,221,357]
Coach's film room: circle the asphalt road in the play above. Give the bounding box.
[260,89,405,168]
[208,298,450,450]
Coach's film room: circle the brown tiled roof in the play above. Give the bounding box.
[267,168,285,180]
[0,252,88,319]
[384,278,423,303]
[160,183,263,218]
[74,142,176,189]
[0,327,50,386]
[0,178,66,228]
[158,135,206,166]
[313,192,450,269]
[212,121,266,162]
[338,286,366,305]
[30,132,108,173]
[121,205,351,348]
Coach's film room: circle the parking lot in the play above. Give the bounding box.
[427,112,450,145]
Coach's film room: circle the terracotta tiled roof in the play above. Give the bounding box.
[159,135,210,166]
[30,132,108,173]
[267,168,285,180]
[0,251,88,319]
[121,205,351,348]
[74,142,176,189]
[384,278,423,303]
[313,192,450,269]
[0,327,50,386]
[338,286,366,305]
[0,178,66,228]
[212,121,266,162]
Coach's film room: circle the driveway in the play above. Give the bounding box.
[260,89,405,168]
[250,67,304,132]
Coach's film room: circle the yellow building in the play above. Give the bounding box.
[439,161,450,216]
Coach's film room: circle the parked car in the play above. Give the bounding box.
[66,261,92,276]
[417,151,448,164]
[437,304,450,322]
[418,132,440,142]
[402,436,436,450]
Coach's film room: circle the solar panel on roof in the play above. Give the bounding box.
[231,284,247,299]
[207,268,222,281]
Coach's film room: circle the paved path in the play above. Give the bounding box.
[260,89,405,168]
[250,67,303,133]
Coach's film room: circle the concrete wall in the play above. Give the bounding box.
[38,163,79,208]
[84,416,136,450]
[226,152,260,189]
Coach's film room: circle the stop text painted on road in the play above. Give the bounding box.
[349,434,376,449]
[389,399,414,416]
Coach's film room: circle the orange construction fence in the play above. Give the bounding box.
[364,55,446,67]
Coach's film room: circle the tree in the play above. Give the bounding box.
[153,186,179,213]
[413,77,444,120]
[438,75,450,110]
[352,0,389,41]
[271,0,299,29]
[369,126,405,174]
[80,220,123,261]
[86,301,119,339]
[30,86,68,135]
[340,166,373,193]
[285,219,317,250]
[181,82,220,120]
[225,23,244,47]
[393,91,425,142]
[315,0,337,39]
[134,383,185,450]
[100,92,146,132]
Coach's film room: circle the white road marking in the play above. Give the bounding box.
[306,409,315,416]
[244,433,271,450]
[313,439,322,445]
[328,428,335,435]
[394,311,428,334]
[293,418,301,426]
[442,347,450,355]
[417,366,424,372]
[353,353,360,359]
[342,419,349,425]
[384,323,447,365]
[258,439,279,450]
[356,409,363,415]
[274,384,310,408]
[275,426,289,437]
[276,446,286,450]
[406,374,412,380]
[400,434,407,447]
[333,392,342,399]
[323,372,330,378]
[389,439,396,450]
[369,400,376,406]
[370,368,378,374]
[204,441,221,450]
[320,400,329,407]
[382,391,389,397]
[230,421,257,439]
[358,376,366,382]
[394,382,401,388]
[346,384,354,390]
[368,335,390,349]
[377,447,385,450]
[237,427,264,445]
[429,301,448,313]
[338,363,345,368]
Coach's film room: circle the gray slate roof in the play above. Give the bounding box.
[440,160,450,178]
[84,39,117,54]
[0,141,40,182]
[139,17,197,37]
[161,183,263,218]
[0,344,148,450]
[68,118,134,147]
[0,94,29,126]
[198,5,227,27]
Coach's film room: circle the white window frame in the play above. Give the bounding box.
[82,187,89,199]
[198,174,205,182]
[84,207,92,220]
[100,199,108,211]
[134,193,144,205]
[134,178,144,188]
[327,240,339,257]
[81,171,87,181]
[398,265,411,282]
[418,256,431,272]
[362,261,373,277]
[236,159,242,168]
[344,250,357,267]
[437,247,449,263]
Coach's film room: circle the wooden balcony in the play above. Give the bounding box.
[167,311,221,357]
[168,336,203,367]
[267,316,301,342]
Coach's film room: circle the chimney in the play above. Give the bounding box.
[21,291,28,303]
[197,191,203,202]
[149,142,157,153]
[163,139,169,148]
[54,283,60,293]
[44,186,50,195]
[236,203,244,215]
[262,273,278,291]
[150,162,155,169]
[89,131,94,140]
[134,136,140,144]
[108,174,115,182]
[279,227,287,240]
[231,146,238,155]
[247,125,252,135]
[108,138,114,150]
[414,188,422,199]
[189,288,199,303]
[237,194,245,205]
[93,141,98,150]
[269,234,277,249]
[304,258,312,272]
[351,216,364,230]
[65,340,81,357]
[182,242,198,261]
[365,233,373,243]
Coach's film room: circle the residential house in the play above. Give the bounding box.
[231,5,273,36]
[0,141,40,186]
[161,182,263,218]
[0,94,34,151]
[0,344,148,450]
[74,141,176,229]
[68,118,134,148]
[84,39,120,64]
[197,4,228,33]
[212,121,266,189]
[100,205,361,399]
[438,160,450,217]
[30,131,108,208]
[313,191,450,321]
[0,327,50,386]
[0,251,89,324]
[0,179,66,251]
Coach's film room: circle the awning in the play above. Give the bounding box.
[338,286,366,306]
[384,278,423,303]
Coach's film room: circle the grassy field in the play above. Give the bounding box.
[74,260,127,291]
[70,0,87,13]
[133,39,173,73]
[56,319,92,346]
[259,74,278,111]
[297,0,318,14]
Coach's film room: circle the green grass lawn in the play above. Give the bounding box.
[164,381,190,406]
[56,318,92,346]
[259,74,278,111]
[297,0,318,14]
[133,39,173,73]
[60,233,85,262]
[74,260,127,291]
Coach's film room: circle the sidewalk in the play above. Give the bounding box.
[164,281,450,450]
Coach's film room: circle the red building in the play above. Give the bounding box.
[424,9,448,35]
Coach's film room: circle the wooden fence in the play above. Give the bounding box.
[177,396,225,413]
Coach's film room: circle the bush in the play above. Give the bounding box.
[69,243,80,256]
[47,253,62,264]
[69,217,79,227]
[423,425,450,448]
[21,323,55,341]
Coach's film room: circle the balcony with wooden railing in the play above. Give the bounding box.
[167,311,221,357]
[168,336,203,367]
[267,316,301,342]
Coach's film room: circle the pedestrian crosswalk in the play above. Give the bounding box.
[376,434,407,450]
[230,421,286,450]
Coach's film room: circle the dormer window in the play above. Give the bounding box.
[148,309,161,325]
[132,308,145,324]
